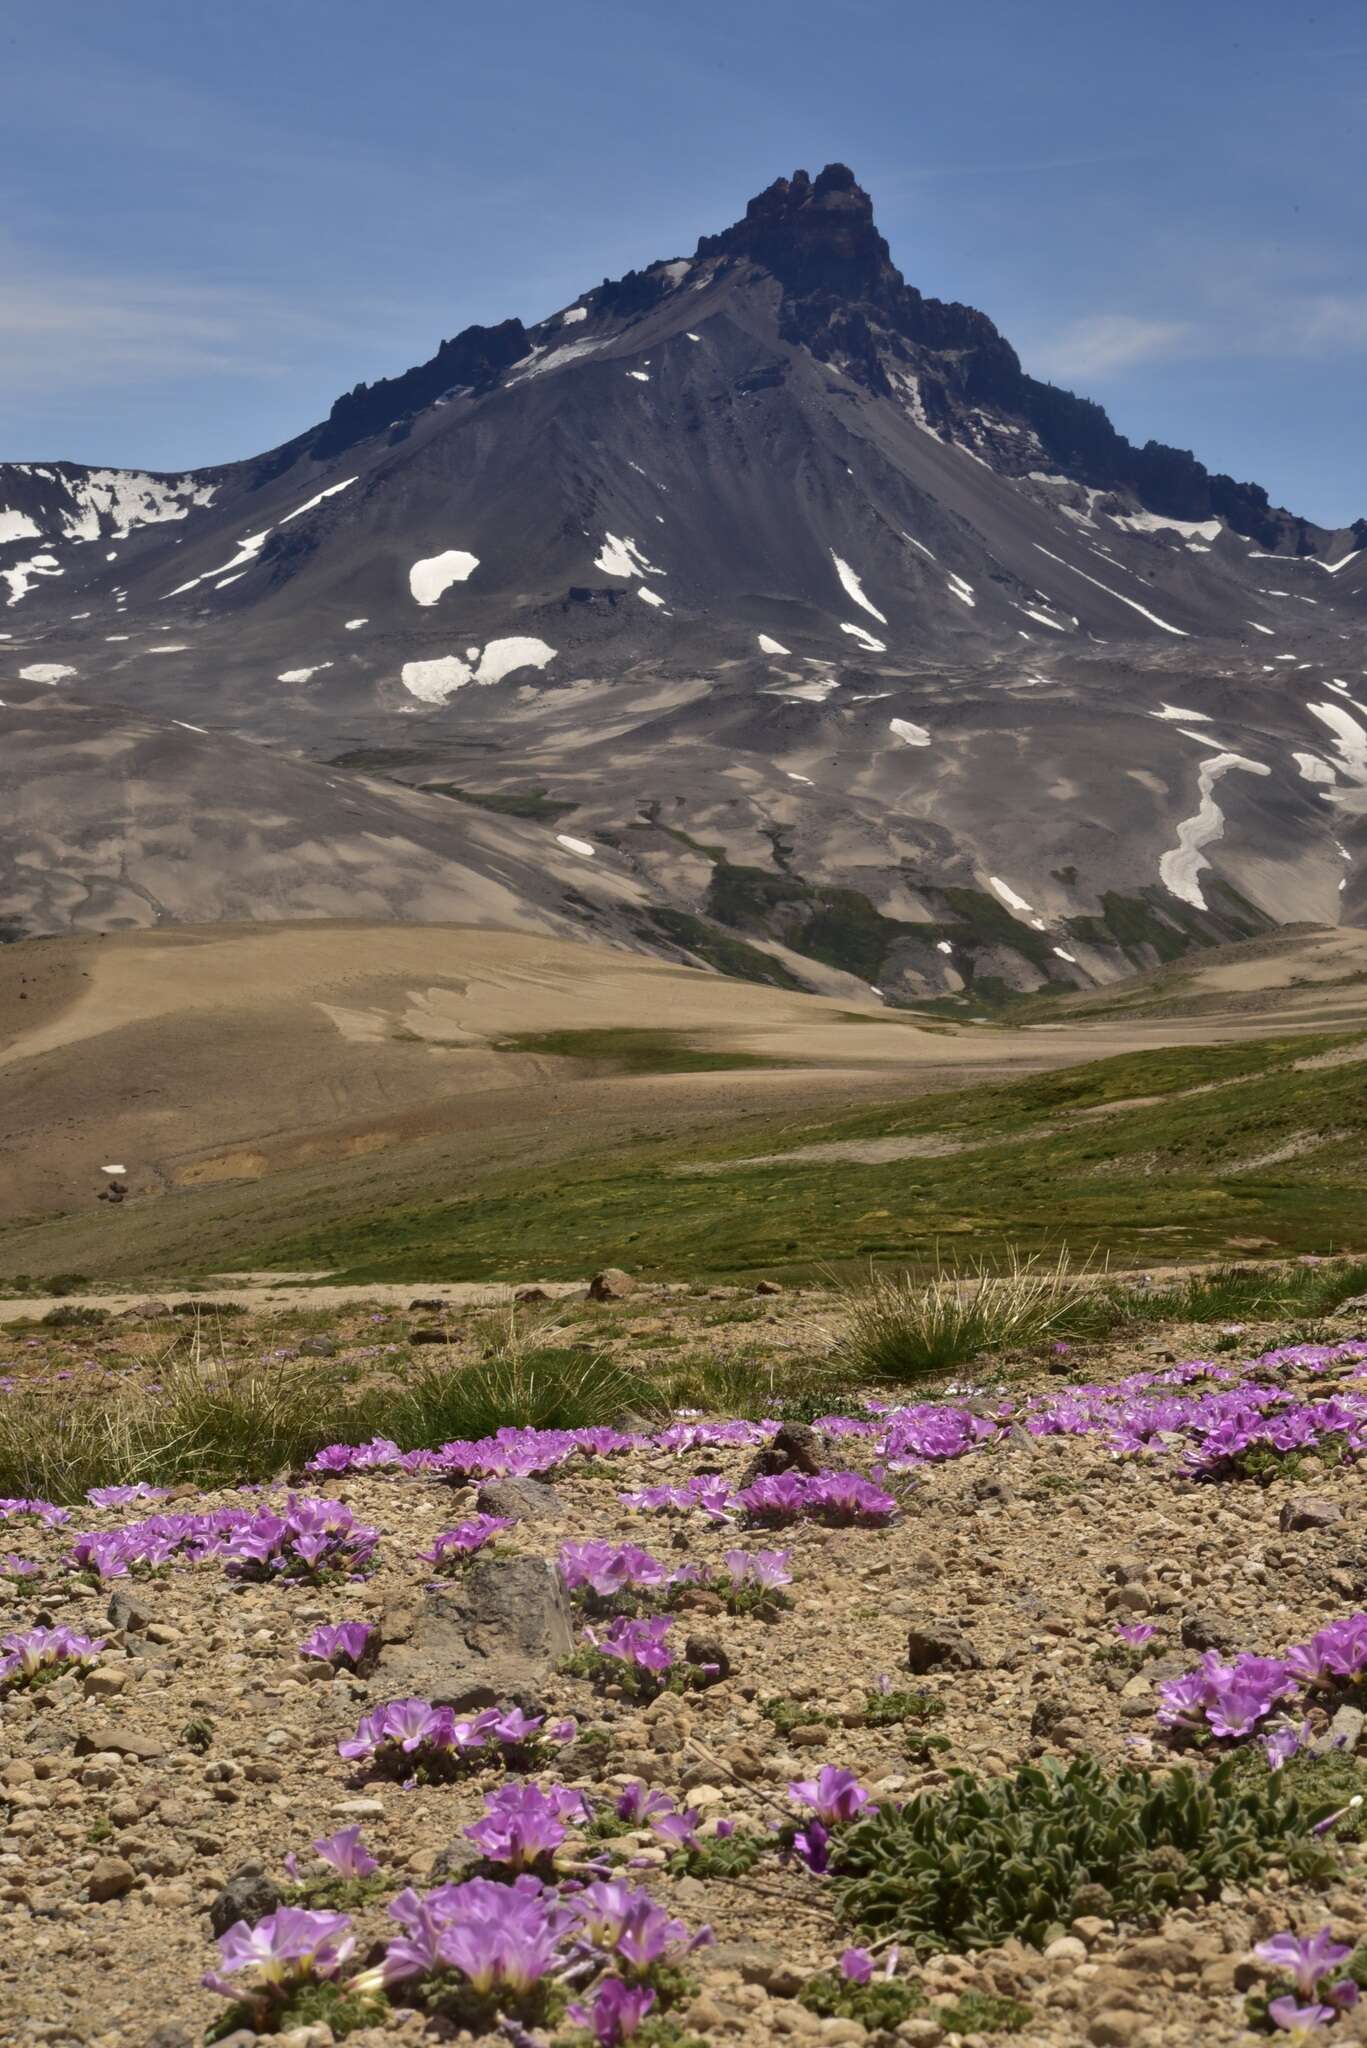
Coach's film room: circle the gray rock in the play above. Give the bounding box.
[373,1553,573,1709]
[1180,1609,1240,1653]
[297,1336,337,1358]
[208,1863,281,1936]
[1334,1293,1367,1318]
[430,1838,484,1879]
[708,1941,804,1996]
[588,1266,636,1301]
[684,1633,731,1682]
[906,1622,982,1674]
[409,1327,452,1345]
[1279,1496,1343,1532]
[1313,1704,1365,1757]
[408,1297,446,1311]
[74,1720,164,1760]
[107,1588,155,1634]
[146,2028,194,2048]
[476,1475,564,1521]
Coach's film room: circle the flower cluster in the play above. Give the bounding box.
[0,1625,105,1688]
[362,1874,570,1997]
[0,1497,69,1527]
[286,1826,380,1884]
[1254,1928,1360,2031]
[560,1540,696,1607]
[309,1422,647,1480]
[1158,1614,1367,1743]
[465,1782,588,1868]
[786,1765,878,1873]
[299,1621,372,1670]
[0,1555,42,1579]
[203,1906,355,2008]
[85,1483,173,1509]
[68,1494,378,1581]
[418,1514,513,1572]
[736,1470,897,1527]
[338,1698,574,1780]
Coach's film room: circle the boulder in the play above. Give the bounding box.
[588,1267,636,1301]
[373,1553,573,1709]
[87,1856,137,1903]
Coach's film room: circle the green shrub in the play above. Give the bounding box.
[798,1972,924,2028]
[830,1755,1336,1952]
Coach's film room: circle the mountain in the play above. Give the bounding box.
[2,163,1365,1005]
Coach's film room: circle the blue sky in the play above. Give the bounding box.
[2,0,1364,525]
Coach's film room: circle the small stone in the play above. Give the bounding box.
[297,1337,337,1358]
[1280,1496,1343,1532]
[208,1864,281,1936]
[107,1591,154,1635]
[1180,1610,1239,1653]
[1087,2011,1147,2046]
[896,2023,945,2047]
[588,1267,636,1301]
[1314,1704,1365,1757]
[1045,1936,1088,1964]
[146,2028,194,2048]
[87,1856,136,1902]
[686,1994,729,2031]
[754,1279,783,1296]
[83,1668,128,1699]
[685,1634,731,1682]
[906,1623,982,1674]
[819,2022,867,2044]
[789,1724,828,1746]
[331,1797,386,1818]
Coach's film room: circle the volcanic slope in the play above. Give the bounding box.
[2,165,1365,1001]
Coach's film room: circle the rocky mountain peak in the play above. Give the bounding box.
[695,162,897,299]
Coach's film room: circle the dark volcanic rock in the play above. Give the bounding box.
[208,1864,281,1936]
[907,1623,983,1674]
[373,1554,573,1709]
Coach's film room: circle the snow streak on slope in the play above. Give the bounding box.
[1160,753,1271,909]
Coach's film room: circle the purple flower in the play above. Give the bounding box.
[589,1614,675,1675]
[86,1484,172,1508]
[722,1548,792,1589]
[560,1541,681,1598]
[568,1977,656,2045]
[0,1625,105,1685]
[465,1783,581,1869]
[1267,1997,1336,2030]
[311,1827,378,1879]
[789,1766,875,1826]
[419,1515,513,1569]
[359,1878,571,1996]
[614,1782,674,1825]
[840,1948,873,1984]
[203,1907,354,2000]
[0,1555,41,1579]
[649,1805,701,1853]
[1262,1720,1312,1772]
[792,1819,830,1873]
[1115,1623,1154,1647]
[1257,1930,1353,1999]
[299,1621,371,1669]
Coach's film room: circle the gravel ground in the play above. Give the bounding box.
[4,1294,1367,2048]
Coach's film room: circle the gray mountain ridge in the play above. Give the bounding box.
[2,163,1365,1004]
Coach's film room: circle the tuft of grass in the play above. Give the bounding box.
[837,1250,1106,1382]
[0,1337,662,1503]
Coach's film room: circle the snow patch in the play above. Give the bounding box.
[946,573,975,608]
[1152,704,1209,722]
[556,834,595,857]
[626,370,651,383]
[561,305,588,325]
[1248,622,1275,636]
[0,510,41,544]
[1032,545,1189,636]
[278,663,333,683]
[1308,701,1367,782]
[19,663,76,683]
[638,586,667,609]
[831,552,887,623]
[988,876,1037,917]
[1159,753,1271,908]
[888,717,931,747]
[400,656,472,703]
[758,633,790,656]
[1110,511,1221,542]
[840,622,886,653]
[345,618,368,630]
[475,637,557,686]
[278,477,357,526]
[595,533,663,579]
[410,550,479,605]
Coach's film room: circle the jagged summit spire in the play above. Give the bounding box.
[695,162,898,298]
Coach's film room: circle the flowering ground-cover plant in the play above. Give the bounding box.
[338,1698,575,1782]
[566,1614,725,1703]
[68,1494,378,1582]
[0,1497,70,1527]
[559,1540,699,1612]
[1158,1614,1367,1746]
[0,1624,104,1689]
[418,1514,514,1572]
[282,1828,390,1911]
[299,1621,373,1671]
[464,1781,589,1870]
[202,1906,376,2038]
[736,1469,897,1527]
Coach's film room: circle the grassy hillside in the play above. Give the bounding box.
[247,1028,1367,1284]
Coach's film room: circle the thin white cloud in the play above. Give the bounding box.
[1031,314,1193,379]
